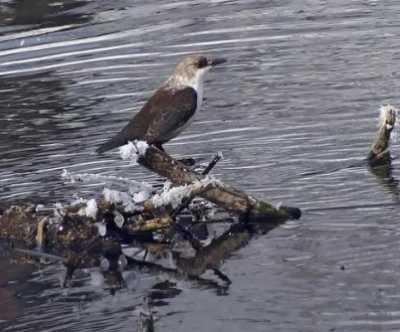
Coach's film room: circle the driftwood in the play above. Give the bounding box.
[366,105,399,202]
[367,104,397,165]
[139,146,301,222]
[0,142,301,288]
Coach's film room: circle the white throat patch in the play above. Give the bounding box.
[167,66,211,111]
[185,67,210,111]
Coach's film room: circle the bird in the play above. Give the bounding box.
[96,55,227,154]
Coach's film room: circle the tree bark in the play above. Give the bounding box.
[368,105,397,165]
[139,146,301,223]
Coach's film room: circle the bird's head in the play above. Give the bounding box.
[169,55,227,90]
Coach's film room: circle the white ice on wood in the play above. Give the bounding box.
[102,188,137,212]
[133,190,150,203]
[35,204,45,212]
[95,222,107,237]
[151,184,193,208]
[150,176,220,209]
[76,198,97,219]
[82,198,98,220]
[379,104,398,143]
[71,196,87,206]
[379,104,397,128]
[119,140,148,161]
[53,202,65,219]
[274,201,283,211]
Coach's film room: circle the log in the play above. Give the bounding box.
[0,140,301,283]
[138,146,301,223]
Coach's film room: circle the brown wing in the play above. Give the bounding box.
[96,87,197,154]
[145,87,197,144]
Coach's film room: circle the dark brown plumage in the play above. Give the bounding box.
[96,87,197,154]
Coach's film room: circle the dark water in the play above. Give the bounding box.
[2,0,400,331]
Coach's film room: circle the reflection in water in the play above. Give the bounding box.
[0,253,36,323]
[0,71,99,162]
[0,70,102,203]
[0,0,91,28]
[369,156,400,202]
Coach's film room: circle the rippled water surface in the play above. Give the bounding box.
[2,0,400,331]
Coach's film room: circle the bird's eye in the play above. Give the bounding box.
[198,57,208,68]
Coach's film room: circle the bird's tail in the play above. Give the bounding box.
[96,136,126,154]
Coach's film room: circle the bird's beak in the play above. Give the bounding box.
[208,57,227,67]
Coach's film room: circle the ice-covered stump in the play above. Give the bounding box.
[368,104,397,165]
[137,145,301,223]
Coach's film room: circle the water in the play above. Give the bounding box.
[2,0,400,331]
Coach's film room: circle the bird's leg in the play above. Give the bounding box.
[153,143,165,152]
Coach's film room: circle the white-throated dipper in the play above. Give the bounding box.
[96,55,227,154]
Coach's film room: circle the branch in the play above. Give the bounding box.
[138,146,301,223]
[368,104,397,166]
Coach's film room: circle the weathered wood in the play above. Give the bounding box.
[139,146,301,222]
[0,140,301,284]
[368,105,397,165]
[0,203,163,269]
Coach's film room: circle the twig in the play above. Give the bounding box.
[138,145,300,221]
[170,153,223,251]
[201,152,223,176]
[171,152,222,218]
